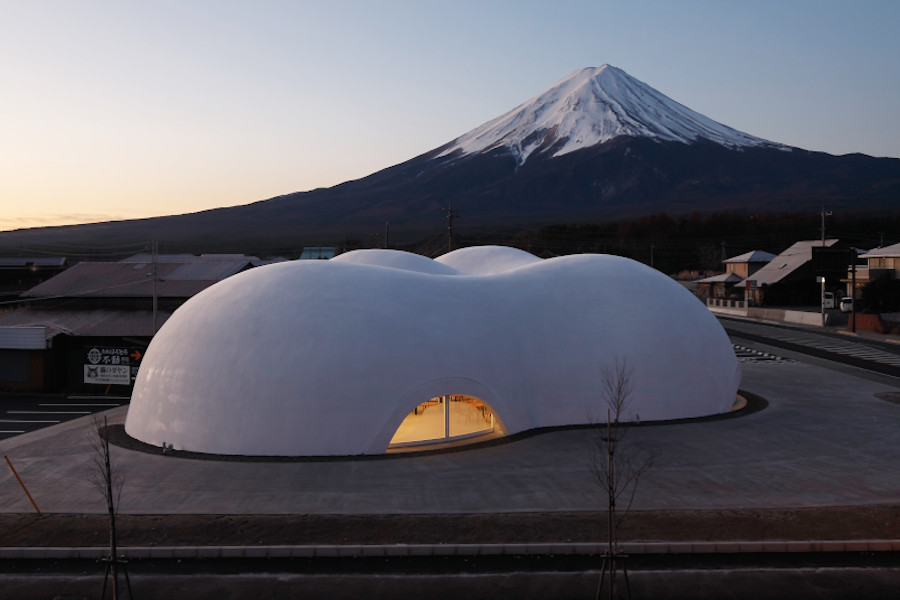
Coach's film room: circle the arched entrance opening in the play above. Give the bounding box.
[388,394,507,451]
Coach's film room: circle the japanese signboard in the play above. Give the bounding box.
[84,364,131,385]
[83,347,132,385]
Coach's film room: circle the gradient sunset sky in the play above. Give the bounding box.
[2,0,898,231]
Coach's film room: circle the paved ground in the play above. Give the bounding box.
[0,394,128,442]
[6,323,900,600]
[2,335,900,517]
[723,317,900,367]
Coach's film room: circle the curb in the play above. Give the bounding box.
[3,540,900,560]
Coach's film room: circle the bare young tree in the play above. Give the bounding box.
[590,358,658,600]
[89,414,133,599]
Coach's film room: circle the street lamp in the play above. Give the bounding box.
[817,276,826,327]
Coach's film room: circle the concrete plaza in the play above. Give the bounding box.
[2,349,900,516]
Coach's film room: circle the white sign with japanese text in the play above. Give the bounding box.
[84,364,131,385]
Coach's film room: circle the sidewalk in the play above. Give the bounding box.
[709,303,900,347]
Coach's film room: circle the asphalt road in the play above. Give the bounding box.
[719,316,900,378]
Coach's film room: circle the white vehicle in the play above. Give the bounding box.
[840,297,854,313]
[823,291,835,309]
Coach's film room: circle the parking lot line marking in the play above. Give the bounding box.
[39,403,121,407]
[9,411,91,415]
[0,419,60,424]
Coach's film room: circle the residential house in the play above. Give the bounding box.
[854,243,900,287]
[695,250,775,300]
[741,240,851,307]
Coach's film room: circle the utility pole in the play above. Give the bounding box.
[443,202,459,253]
[371,222,390,249]
[850,248,857,333]
[151,241,158,335]
[820,206,832,246]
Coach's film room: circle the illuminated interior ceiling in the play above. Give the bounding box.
[125,246,741,456]
[389,394,505,450]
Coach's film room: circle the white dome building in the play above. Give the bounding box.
[125,247,741,456]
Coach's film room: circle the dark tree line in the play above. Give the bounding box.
[445,211,900,274]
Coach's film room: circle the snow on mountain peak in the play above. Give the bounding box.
[440,65,786,165]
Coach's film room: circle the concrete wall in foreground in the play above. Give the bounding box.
[706,300,830,327]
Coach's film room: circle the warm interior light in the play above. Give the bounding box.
[388,394,502,449]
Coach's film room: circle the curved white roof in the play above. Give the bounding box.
[125,247,741,456]
[435,245,542,275]
[333,248,462,275]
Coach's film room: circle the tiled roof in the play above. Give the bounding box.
[0,257,68,268]
[737,239,839,286]
[0,308,170,337]
[861,242,900,258]
[22,260,252,298]
[120,253,261,263]
[695,272,744,284]
[724,250,776,264]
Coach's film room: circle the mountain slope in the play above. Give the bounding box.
[1,66,897,254]
[439,65,787,165]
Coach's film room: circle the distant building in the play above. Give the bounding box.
[695,250,774,300]
[836,248,870,298]
[299,247,337,260]
[858,243,900,281]
[0,254,280,392]
[838,242,900,300]
[0,257,68,301]
[740,240,851,306]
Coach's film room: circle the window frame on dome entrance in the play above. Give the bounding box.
[388,394,504,450]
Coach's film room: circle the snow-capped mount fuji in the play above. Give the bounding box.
[0,66,897,253]
[440,65,787,165]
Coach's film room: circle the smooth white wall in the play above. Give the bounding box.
[125,248,741,456]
